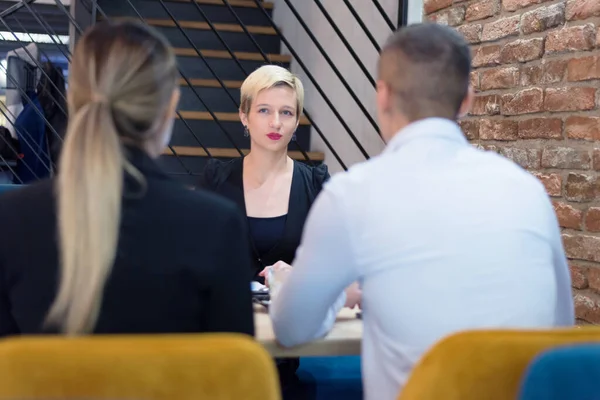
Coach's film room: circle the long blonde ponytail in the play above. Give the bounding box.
[45,20,178,335]
[46,100,123,334]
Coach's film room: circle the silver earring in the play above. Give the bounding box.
[244,126,249,137]
[292,131,297,141]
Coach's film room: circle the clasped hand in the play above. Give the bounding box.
[259,261,362,309]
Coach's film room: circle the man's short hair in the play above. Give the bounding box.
[378,23,471,121]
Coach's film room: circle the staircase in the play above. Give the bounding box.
[97,0,324,188]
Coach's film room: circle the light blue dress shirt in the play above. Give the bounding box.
[270,117,575,400]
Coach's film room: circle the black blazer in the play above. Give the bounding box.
[199,158,329,280]
[0,146,254,337]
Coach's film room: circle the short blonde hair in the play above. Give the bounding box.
[240,65,304,119]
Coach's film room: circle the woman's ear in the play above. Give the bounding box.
[239,108,249,127]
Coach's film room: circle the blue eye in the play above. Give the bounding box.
[258,108,268,113]
[283,110,293,116]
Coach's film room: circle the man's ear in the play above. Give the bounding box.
[376,80,393,116]
[458,85,475,119]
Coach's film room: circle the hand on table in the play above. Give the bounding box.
[259,261,292,300]
[344,281,362,309]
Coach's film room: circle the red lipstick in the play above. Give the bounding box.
[267,133,282,141]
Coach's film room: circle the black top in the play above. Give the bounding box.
[247,215,288,257]
[0,146,255,337]
[199,158,329,281]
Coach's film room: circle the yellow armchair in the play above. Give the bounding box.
[0,333,280,400]
[399,327,600,400]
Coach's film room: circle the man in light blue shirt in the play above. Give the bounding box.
[267,23,575,400]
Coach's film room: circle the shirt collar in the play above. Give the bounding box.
[383,117,468,154]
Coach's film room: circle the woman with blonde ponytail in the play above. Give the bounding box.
[0,20,254,337]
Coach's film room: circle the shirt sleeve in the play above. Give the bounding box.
[269,185,358,347]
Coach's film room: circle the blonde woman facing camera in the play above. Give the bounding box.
[0,21,254,336]
[200,65,328,396]
[201,65,329,283]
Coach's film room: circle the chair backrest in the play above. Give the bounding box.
[0,333,281,400]
[398,327,600,400]
[519,343,600,400]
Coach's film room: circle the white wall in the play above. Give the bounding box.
[272,0,423,173]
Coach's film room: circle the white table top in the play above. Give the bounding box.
[253,304,363,357]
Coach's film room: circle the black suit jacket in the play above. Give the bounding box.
[199,158,329,280]
[0,146,254,337]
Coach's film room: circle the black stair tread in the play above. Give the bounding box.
[173,47,289,62]
[140,18,277,35]
[106,17,281,52]
[162,0,273,9]
[179,78,243,88]
[98,0,274,25]
[164,146,324,161]
[177,111,310,125]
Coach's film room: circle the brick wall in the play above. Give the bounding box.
[425,0,600,324]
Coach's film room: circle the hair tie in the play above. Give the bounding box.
[90,93,110,105]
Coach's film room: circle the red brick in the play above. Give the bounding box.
[520,64,542,86]
[500,38,544,64]
[521,60,566,85]
[499,147,540,168]
[542,59,567,83]
[502,0,544,12]
[470,71,480,91]
[567,55,600,81]
[565,173,597,202]
[425,0,453,14]
[545,87,597,112]
[482,144,500,152]
[502,88,544,115]
[594,149,600,171]
[471,94,501,115]
[570,263,589,289]
[588,268,600,293]
[542,146,591,170]
[472,44,501,67]
[480,119,518,140]
[518,118,562,139]
[586,207,600,232]
[457,24,482,44]
[522,3,565,35]
[563,233,600,261]
[554,201,583,229]
[532,172,562,196]
[466,0,499,21]
[546,24,596,54]
[566,0,600,21]
[480,66,519,90]
[481,15,520,42]
[459,119,480,140]
[574,292,600,324]
[566,116,600,141]
[430,6,466,25]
